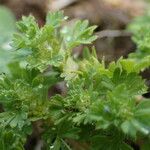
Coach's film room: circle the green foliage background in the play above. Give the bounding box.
[0,6,16,73]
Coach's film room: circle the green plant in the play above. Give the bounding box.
[128,10,150,62]
[0,11,150,150]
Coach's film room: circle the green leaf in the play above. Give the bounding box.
[0,6,16,73]
[61,57,79,81]
[46,11,67,27]
[61,20,97,49]
[51,137,61,150]
[121,120,137,138]
[135,100,150,128]
[0,6,16,40]
[131,119,149,135]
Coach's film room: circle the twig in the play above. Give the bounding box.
[49,0,79,11]
[96,30,132,39]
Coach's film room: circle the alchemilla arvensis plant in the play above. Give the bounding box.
[0,11,150,150]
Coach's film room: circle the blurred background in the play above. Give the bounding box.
[0,0,148,64]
